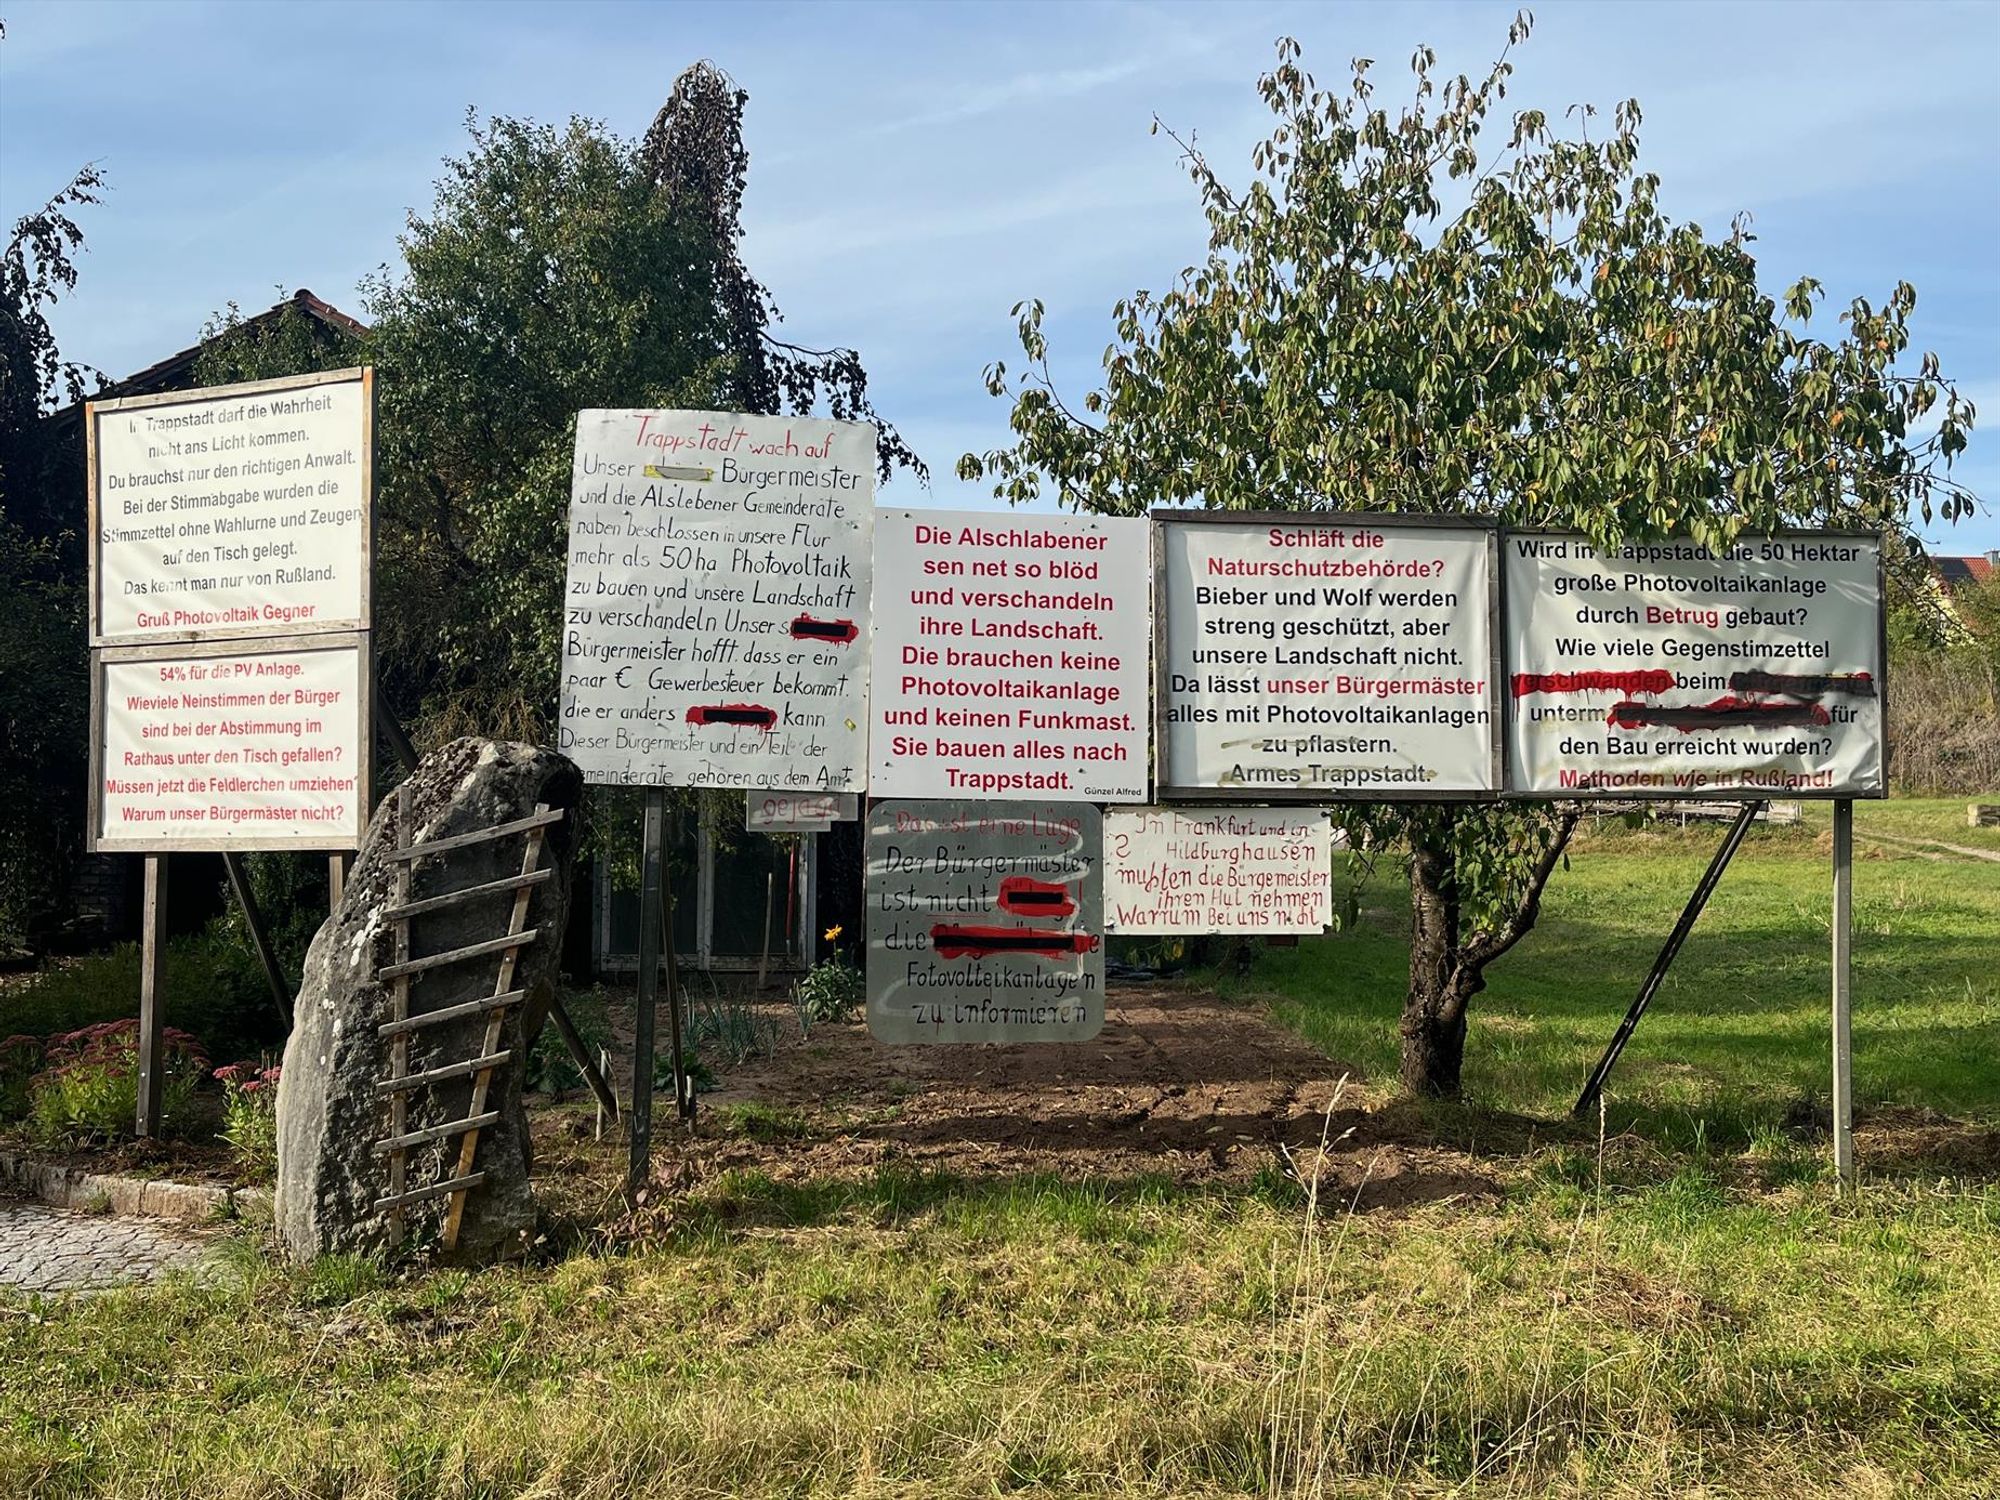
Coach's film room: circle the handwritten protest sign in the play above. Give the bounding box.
[1104,806,1333,934]
[866,799,1103,1043]
[558,410,874,789]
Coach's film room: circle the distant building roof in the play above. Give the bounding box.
[1933,555,1996,593]
[99,288,366,401]
[49,289,366,426]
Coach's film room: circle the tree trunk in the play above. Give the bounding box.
[1397,811,1576,1097]
[1400,836,1471,1095]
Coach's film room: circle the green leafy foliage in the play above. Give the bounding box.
[212,1060,281,1178]
[0,1033,42,1120]
[0,157,103,944]
[961,16,1978,1094]
[27,1019,208,1142]
[793,953,863,1029]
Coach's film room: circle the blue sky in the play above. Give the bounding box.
[4,0,1996,552]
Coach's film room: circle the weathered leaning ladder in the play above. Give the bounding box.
[371,786,565,1250]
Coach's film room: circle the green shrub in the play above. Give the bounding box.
[793,954,862,1029]
[0,1033,42,1120]
[28,1019,208,1142]
[0,921,286,1062]
[214,1059,281,1178]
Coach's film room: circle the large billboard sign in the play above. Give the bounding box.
[1503,534,1885,797]
[1154,512,1498,800]
[869,509,1150,802]
[90,634,372,852]
[865,799,1103,1044]
[557,410,875,790]
[88,368,372,646]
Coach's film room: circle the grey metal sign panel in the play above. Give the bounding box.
[866,799,1104,1044]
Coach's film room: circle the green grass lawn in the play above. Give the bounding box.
[4,798,1996,1498]
[4,1165,1997,1498]
[1221,799,2000,1143]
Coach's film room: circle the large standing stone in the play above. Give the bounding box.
[276,738,581,1263]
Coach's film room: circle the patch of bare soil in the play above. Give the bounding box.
[559,982,1508,1214]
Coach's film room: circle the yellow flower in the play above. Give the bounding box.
[824,925,844,942]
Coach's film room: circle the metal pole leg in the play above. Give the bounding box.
[628,788,665,1202]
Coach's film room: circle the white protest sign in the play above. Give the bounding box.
[1156,514,1497,797]
[89,369,371,645]
[1105,806,1334,934]
[870,510,1150,801]
[866,799,1103,1044]
[746,790,858,832]
[558,410,874,790]
[92,636,370,852]
[1504,534,1885,796]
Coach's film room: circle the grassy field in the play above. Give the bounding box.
[3,798,1996,1498]
[1223,798,2000,1143]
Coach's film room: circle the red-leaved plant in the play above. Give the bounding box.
[28,1019,208,1142]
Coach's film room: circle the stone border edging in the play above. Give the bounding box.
[0,1151,272,1225]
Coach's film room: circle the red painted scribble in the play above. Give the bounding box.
[789,614,859,644]
[929,924,1100,961]
[685,703,778,731]
[1511,670,1676,698]
[1607,697,1831,733]
[995,877,1076,919]
[1727,670,1875,699]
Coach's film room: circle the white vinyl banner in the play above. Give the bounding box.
[95,639,368,851]
[90,370,369,644]
[1504,534,1885,796]
[1105,806,1334,934]
[870,509,1151,801]
[558,410,875,790]
[1157,515,1497,797]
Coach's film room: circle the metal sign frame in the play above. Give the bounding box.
[1497,528,1889,802]
[1150,508,1504,803]
[1150,511,1888,805]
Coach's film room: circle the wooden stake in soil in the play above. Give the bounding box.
[135,856,167,1138]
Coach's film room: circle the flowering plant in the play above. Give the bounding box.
[28,1019,208,1141]
[215,1060,282,1177]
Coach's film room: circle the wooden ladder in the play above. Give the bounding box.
[372,788,564,1250]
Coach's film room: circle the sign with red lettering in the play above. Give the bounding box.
[869,510,1150,801]
[1105,806,1334,933]
[746,790,858,832]
[1155,512,1498,799]
[1504,534,1885,797]
[90,635,372,852]
[88,368,371,645]
[558,409,875,790]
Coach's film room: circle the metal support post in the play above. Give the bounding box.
[222,852,294,1027]
[1573,801,1763,1117]
[627,787,665,1202]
